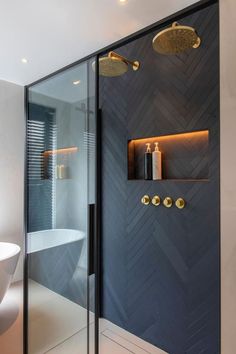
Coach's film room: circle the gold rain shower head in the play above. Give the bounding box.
[95,51,140,77]
[152,22,201,55]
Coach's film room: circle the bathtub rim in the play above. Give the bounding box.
[0,242,21,262]
[27,228,85,254]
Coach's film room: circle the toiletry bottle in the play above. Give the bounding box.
[60,164,66,179]
[144,143,152,180]
[152,142,162,180]
[56,165,60,179]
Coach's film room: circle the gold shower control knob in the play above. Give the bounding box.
[175,198,185,209]
[163,197,173,208]
[152,195,161,206]
[141,195,150,205]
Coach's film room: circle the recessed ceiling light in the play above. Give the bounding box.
[21,58,28,64]
[73,80,81,85]
[119,0,127,3]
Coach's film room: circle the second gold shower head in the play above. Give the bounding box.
[152,21,201,55]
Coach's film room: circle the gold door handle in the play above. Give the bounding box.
[175,198,185,209]
[163,197,173,208]
[152,195,161,206]
[141,195,150,205]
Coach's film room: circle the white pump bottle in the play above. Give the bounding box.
[152,142,162,180]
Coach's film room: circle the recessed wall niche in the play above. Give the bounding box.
[128,130,209,181]
[42,146,78,180]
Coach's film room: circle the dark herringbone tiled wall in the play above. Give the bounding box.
[100,3,219,354]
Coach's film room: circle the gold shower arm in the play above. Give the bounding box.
[108,51,140,71]
[172,21,179,27]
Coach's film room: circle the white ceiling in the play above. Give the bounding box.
[0,0,197,86]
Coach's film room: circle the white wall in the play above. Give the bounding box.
[220,0,236,353]
[0,80,24,281]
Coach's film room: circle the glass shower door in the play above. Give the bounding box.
[26,57,97,354]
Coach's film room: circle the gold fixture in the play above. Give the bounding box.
[94,51,140,77]
[175,198,185,209]
[141,195,150,205]
[163,197,173,208]
[152,22,201,55]
[152,195,161,206]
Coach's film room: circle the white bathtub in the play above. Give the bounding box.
[0,242,21,303]
[27,229,85,254]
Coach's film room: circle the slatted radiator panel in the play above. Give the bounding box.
[27,103,56,232]
[100,3,219,354]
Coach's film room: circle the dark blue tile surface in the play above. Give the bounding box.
[100,3,220,353]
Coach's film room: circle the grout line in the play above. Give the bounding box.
[101,332,134,354]
[101,329,152,354]
[45,322,95,353]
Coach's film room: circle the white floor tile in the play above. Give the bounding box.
[48,324,131,354]
[0,280,168,354]
[99,319,168,354]
[28,280,90,354]
[46,327,88,354]
[0,281,23,354]
[100,335,131,354]
[48,318,168,354]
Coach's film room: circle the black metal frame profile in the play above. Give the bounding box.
[23,86,29,354]
[23,1,219,354]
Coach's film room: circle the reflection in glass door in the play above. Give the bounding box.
[26,58,97,354]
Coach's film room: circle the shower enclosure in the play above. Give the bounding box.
[25,1,220,353]
[25,58,98,354]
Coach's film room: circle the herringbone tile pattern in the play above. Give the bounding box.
[100,3,219,354]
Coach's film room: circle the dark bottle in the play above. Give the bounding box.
[144,143,152,180]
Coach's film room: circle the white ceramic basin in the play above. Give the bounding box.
[0,242,21,303]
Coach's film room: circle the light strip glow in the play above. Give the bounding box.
[130,130,209,144]
[43,147,78,156]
